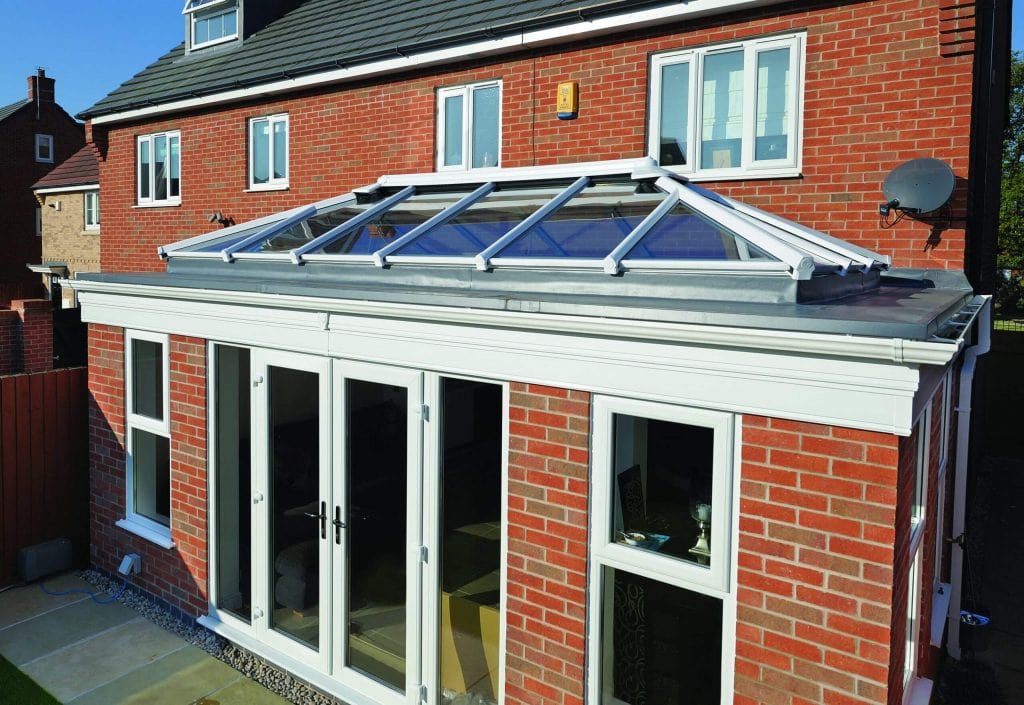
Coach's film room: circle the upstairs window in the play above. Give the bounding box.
[35,134,54,163]
[649,33,804,179]
[137,131,181,206]
[249,114,289,189]
[437,81,501,171]
[84,190,100,230]
[184,0,238,50]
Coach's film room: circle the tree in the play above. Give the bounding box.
[998,51,1024,270]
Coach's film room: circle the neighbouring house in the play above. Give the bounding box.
[31,145,101,308]
[69,2,1010,705]
[0,70,84,305]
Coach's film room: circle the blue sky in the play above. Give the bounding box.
[0,1,1021,119]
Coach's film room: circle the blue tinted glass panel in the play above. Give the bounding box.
[393,189,554,257]
[443,95,464,167]
[318,195,454,255]
[244,204,370,253]
[183,223,275,253]
[497,186,663,259]
[625,202,776,261]
[659,62,689,167]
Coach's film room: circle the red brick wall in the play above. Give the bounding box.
[87,324,209,615]
[0,310,20,375]
[10,299,53,374]
[93,0,973,275]
[738,416,900,705]
[506,383,590,705]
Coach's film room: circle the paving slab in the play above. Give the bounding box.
[0,575,93,629]
[66,645,243,705]
[21,617,189,702]
[0,597,136,666]
[196,676,294,705]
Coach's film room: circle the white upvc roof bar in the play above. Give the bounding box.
[602,188,679,274]
[289,186,416,264]
[372,182,496,267]
[474,176,590,271]
[222,205,316,262]
[662,176,815,280]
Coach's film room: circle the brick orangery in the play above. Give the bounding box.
[70,2,1006,705]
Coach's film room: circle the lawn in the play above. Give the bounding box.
[0,654,61,705]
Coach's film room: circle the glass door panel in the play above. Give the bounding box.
[268,365,323,649]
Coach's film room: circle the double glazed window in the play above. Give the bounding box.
[35,134,53,163]
[84,190,100,230]
[437,81,501,171]
[185,0,238,49]
[904,406,930,690]
[123,331,172,544]
[649,33,804,178]
[249,114,289,189]
[137,131,181,205]
[590,397,734,705]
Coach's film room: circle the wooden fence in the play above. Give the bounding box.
[0,367,89,585]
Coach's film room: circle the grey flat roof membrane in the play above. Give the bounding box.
[80,159,973,341]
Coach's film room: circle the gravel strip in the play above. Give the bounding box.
[80,570,341,705]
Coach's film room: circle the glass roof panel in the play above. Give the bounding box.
[625,202,778,261]
[239,202,369,254]
[392,187,562,257]
[180,221,277,253]
[495,183,665,259]
[314,192,462,255]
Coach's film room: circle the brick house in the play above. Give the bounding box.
[69,2,1009,705]
[0,69,84,305]
[31,145,101,308]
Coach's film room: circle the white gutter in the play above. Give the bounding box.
[33,183,98,195]
[947,295,992,659]
[88,0,791,126]
[65,278,970,367]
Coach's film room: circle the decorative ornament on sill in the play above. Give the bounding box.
[689,502,711,564]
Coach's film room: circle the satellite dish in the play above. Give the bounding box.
[881,158,955,214]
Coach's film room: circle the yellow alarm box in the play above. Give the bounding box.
[557,81,579,120]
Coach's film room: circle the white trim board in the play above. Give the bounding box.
[75,287,932,435]
[89,0,792,125]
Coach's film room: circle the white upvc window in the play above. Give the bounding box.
[121,330,173,546]
[904,406,930,697]
[249,114,289,189]
[589,396,735,705]
[35,134,54,163]
[184,0,238,50]
[437,80,502,171]
[84,190,100,230]
[648,32,805,180]
[137,131,181,206]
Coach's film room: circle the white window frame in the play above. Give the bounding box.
[84,190,100,230]
[35,134,54,163]
[904,405,930,698]
[589,396,735,705]
[184,0,238,50]
[119,329,174,547]
[436,80,502,171]
[648,32,805,181]
[137,131,181,206]
[248,114,289,190]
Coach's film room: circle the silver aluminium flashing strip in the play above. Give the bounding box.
[474,176,590,270]
[290,186,416,263]
[373,182,496,267]
[67,278,968,366]
[661,176,814,280]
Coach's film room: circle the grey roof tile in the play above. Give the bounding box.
[81,0,671,118]
[0,99,29,123]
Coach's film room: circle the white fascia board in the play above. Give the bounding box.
[90,0,791,126]
[34,183,99,195]
[68,278,963,368]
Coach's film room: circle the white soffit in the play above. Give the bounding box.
[91,0,791,125]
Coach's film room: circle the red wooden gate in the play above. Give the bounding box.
[0,367,88,585]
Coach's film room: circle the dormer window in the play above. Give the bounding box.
[183,0,238,50]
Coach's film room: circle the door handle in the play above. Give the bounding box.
[303,501,327,539]
[333,505,345,544]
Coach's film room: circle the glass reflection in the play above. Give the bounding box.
[625,202,775,261]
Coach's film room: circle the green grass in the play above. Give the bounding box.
[0,654,61,705]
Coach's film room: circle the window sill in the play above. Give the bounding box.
[82,229,100,235]
[116,518,175,549]
[133,202,181,209]
[905,677,934,705]
[658,165,803,182]
[931,582,952,647]
[244,184,289,193]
